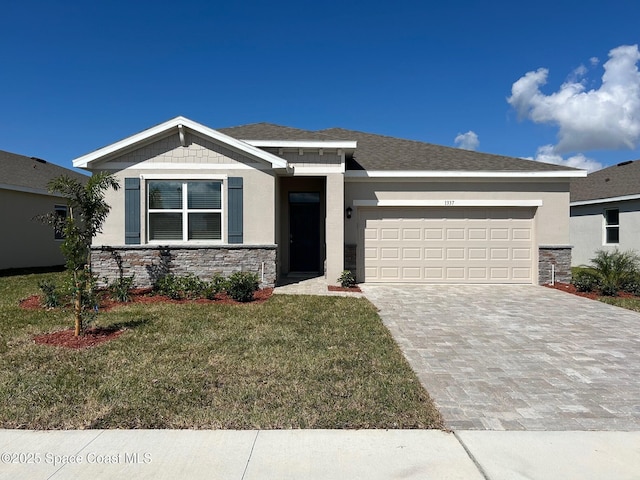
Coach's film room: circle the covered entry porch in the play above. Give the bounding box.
[276,174,344,283]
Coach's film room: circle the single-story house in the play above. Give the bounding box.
[72,116,585,287]
[0,149,88,271]
[570,159,640,266]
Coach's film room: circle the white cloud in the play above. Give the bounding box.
[527,145,603,172]
[508,44,640,153]
[454,131,479,150]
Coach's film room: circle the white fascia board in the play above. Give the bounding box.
[353,199,543,208]
[72,116,289,170]
[570,193,640,207]
[243,140,357,149]
[345,170,586,179]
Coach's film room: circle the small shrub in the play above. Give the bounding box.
[226,272,259,302]
[154,274,184,300]
[338,270,356,288]
[38,280,61,308]
[571,269,599,293]
[204,273,227,300]
[622,274,640,296]
[154,273,208,300]
[109,275,135,303]
[179,274,207,299]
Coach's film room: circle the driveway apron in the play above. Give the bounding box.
[361,284,640,431]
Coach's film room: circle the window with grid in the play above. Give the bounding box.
[604,208,619,244]
[147,181,222,242]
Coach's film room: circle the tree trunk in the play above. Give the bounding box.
[73,271,82,336]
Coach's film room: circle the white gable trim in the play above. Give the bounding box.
[72,116,289,170]
[571,193,640,207]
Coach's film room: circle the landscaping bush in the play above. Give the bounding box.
[338,270,356,288]
[226,272,259,302]
[153,273,208,300]
[204,273,227,300]
[108,275,135,303]
[571,269,600,293]
[589,249,640,297]
[38,280,61,308]
[622,273,640,296]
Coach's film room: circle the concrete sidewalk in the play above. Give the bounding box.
[1,429,638,480]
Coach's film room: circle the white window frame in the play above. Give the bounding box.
[603,208,620,245]
[146,179,224,244]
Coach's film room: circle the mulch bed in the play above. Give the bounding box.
[328,285,362,293]
[544,282,637,300]
[22,288,274,349]
[33,327,124,349]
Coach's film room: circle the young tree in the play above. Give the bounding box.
[46,172,120,335]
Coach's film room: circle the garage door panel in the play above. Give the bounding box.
[402,248,421,260]
[363,207,534,284]
[380,247,399,259]
[424,228,444,240]
[402,228,421,240]
[381,228,399,240]
[512,228,531,240]
[446,248,465,260]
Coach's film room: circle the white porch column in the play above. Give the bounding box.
[325,173,345,282]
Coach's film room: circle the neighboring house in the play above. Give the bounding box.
[570,159,640,266]
[72,116,584,287]
[0,150,88,270]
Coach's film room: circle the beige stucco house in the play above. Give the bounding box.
[0,149,87,270]
[570,159,640,266]
[72,116,585,287]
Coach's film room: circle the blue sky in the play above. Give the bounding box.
[1,0,640,172]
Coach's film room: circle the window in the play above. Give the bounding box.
[604,208,619,244]
[147,181,222,242]
[54,205,67,240]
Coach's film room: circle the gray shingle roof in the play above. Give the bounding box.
[321,128,577,172]
[219,123,578,172]
[571,159,640,202]
[0,149,87,193]
[218,123,347,141]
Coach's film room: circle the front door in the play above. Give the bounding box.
[289,192,321,273]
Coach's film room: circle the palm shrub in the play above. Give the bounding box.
[589,249,640,296]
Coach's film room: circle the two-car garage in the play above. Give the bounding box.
[361,207,536,284]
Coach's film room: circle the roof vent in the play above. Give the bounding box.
[617,160,633,166]
[30,157,47,164]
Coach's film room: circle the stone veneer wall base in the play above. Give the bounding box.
[91,245,277,288]
[538,246,572,285]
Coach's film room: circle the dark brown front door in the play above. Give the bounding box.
[289,193,321,273]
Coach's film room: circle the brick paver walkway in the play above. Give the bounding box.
[361,284,640,431]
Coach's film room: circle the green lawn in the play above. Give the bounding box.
[0,271,443,430]
[599,296,640,312]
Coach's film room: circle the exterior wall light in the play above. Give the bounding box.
[346,206,353,219]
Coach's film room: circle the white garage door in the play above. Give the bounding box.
[362,207,535,283]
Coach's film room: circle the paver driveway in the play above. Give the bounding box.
[361,284,640,431]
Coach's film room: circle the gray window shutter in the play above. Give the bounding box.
[228,177,243,244]
[125,178,141,245]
